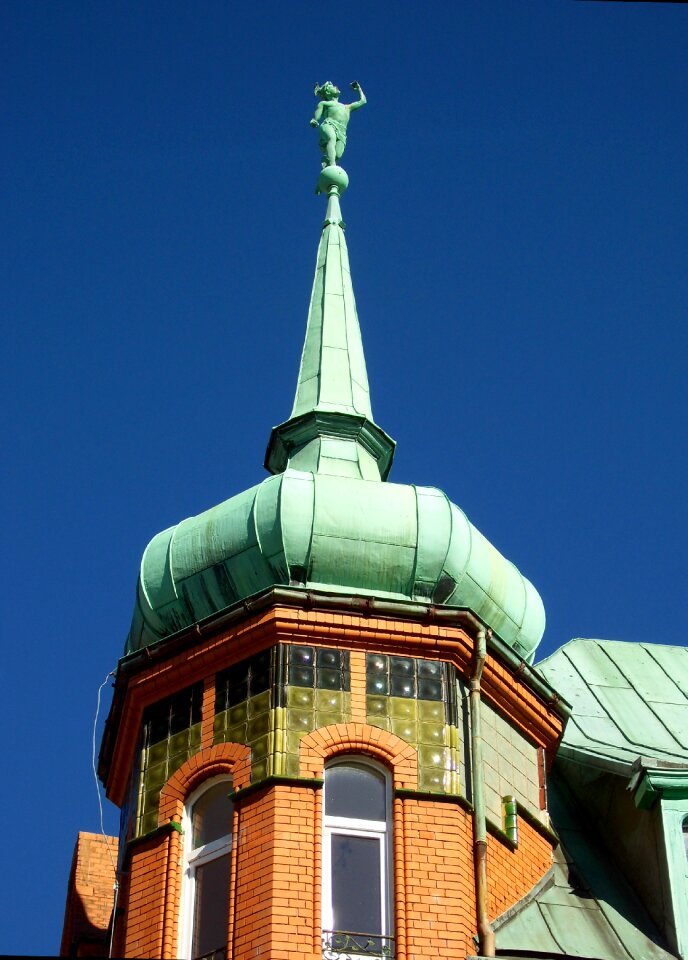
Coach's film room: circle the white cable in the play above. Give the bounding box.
[92,670,120,957]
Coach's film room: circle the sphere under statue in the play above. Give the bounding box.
[317,164,349,196]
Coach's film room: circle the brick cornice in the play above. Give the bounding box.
[102,603,565,807]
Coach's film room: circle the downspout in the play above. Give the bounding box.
[470,627,496,958]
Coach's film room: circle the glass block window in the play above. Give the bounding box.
[366,654,445,702]
[287,645,350,692]
[215,648,273,713]
[143,683,203,744]
[137,683,203,836]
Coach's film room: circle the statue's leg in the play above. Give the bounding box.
[320,125,336,167]
[335,139,345,162]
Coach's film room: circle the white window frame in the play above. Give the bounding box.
[179,776,233,960]
[321,758,393,957]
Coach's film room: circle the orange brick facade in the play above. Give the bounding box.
[65,602,564,959]
[61,833,120,957]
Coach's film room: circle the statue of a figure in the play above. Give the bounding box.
[310,81,366,168]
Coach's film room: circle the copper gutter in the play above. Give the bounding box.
[470,627,496,957]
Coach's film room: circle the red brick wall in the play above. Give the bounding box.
[100,608,562,959]
[60,832,119,957]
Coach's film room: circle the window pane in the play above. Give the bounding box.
[192,782,233,848]
[192,852,231,959]
[331,834,382,935]
[325,764,386,821]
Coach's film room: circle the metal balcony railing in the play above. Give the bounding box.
[322,930,394,958]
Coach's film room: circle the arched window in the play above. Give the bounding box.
[322,759,393,958]
[180,777,233,960]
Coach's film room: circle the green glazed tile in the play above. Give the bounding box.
[167,752,189,779]
[368,715,390,732]
[144,787,161,810]
[418,722,446,747]
[141,810,159,835]
[213,713,227,736]
[226,722,248,744]
[285,754,300,777]
[484,765,500,791]
[168,729,190,759]
[269,753,283,777]
[287,708,316,733]
[248,690,271,718]
[314,710,345,729]
[189,724,202,749]
[147,741,169,766]
[390,719,417,743]
[229,703,248,726]
[366,696,387,717]
[252,758,268,782]
[251,733,271,759]
[144,760,168,789]
[286,731,302,754]
[389,697,417,721]
[418,769,445,793]
[247,713,271,740]
[418,700,444,723]
[419,745,446,769]
[447,724,459,750]
[287,686,314,709]
[314,689,343,712]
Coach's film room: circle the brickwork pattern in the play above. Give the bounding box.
[98,607,564,959]
[487,816,554,922]
[481,700,541,824]
[233,785,320,960]
[60,832,119,957]
[403,799,475,959]
[124,834,169,959]
[299,722,418,788]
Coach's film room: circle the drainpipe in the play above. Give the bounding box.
[470,628,496,958]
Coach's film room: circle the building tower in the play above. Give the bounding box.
[62,98,569,960]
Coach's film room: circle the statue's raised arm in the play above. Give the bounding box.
[310,81,367,169]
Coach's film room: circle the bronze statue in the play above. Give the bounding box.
[311,81,366,168]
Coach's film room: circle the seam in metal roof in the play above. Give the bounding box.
[537,639,688,768]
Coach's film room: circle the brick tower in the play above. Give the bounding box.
[62,144,567,960]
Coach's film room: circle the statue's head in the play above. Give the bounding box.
[314,81,340,101]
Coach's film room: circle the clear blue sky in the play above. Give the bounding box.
[2,1,687,953]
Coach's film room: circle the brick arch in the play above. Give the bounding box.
[159,743,251,825]
[299,722,418,790]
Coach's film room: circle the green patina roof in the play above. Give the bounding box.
[487,774,676,960]
[538,639,688,769]
[125,179,546,660]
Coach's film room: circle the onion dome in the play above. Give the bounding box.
[125,170,545,662]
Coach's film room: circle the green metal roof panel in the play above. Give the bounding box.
[538,639,688,767]
[291,191,372,421]
[124,175,546,661]
[494,776,677,960]
[125,471,545,656]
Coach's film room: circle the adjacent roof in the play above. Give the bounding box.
[487,775,677,960]
[124,179,546,662]
[537,639,688,770]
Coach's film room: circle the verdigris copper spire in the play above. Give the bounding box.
[126,82,546,663]
[265,81,395,481]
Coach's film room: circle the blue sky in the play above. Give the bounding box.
[2,1,687,953]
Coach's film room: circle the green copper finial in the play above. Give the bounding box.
[311,80,366,189]
[264,85,394,481]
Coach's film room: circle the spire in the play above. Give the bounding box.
[265,168,395,480]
